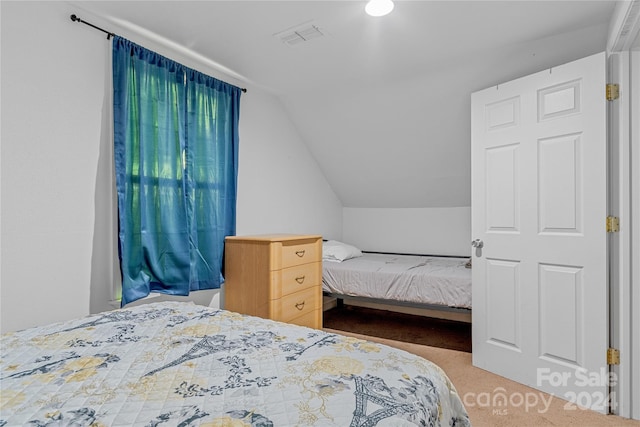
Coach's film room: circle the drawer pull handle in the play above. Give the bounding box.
[295,275,306,284]
[295,301,305,310]
[295,250,306,257]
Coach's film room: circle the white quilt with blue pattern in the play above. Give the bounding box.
[0,301,470,426]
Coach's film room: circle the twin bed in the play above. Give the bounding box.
[322,241,472,318]
[1,301,470,426]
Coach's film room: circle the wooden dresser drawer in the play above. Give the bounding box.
[288,309,321,329]
[274,286,320,323]
[281,240,320,268]
[270,262,320,298]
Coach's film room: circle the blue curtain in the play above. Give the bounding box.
[113,36,241,306]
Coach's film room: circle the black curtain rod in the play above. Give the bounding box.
[70,14,115,39]
[69,14,247,93]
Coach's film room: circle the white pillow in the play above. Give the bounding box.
[322,240,363,262]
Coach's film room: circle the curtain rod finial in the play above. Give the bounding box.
[70,14,79,22]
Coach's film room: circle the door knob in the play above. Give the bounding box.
[471,239,484,248]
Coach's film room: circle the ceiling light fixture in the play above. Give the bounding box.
[365,0,394,17]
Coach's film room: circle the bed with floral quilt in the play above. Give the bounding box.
[0,301,470,426]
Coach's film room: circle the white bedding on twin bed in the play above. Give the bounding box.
[322,253,472,309]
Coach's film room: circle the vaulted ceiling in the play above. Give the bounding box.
[71,0,616,208]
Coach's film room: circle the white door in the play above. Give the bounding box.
[471,52,609,412]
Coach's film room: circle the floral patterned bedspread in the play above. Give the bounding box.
[0,301,470,426]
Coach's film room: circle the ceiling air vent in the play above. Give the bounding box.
[275,22,324,47]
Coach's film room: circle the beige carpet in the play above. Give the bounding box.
[325,328,640,427]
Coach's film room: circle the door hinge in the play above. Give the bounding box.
[606,83,619,101]
[607,348,620,365]
[606,216,620,233]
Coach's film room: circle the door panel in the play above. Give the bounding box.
[538,134,582,232]
[539,263,582,364]
[486,144,520,231]
[486,259,520,349]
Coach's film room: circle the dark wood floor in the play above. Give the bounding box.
[323,305,472,353]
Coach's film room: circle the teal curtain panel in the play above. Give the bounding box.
[113,36,241,306]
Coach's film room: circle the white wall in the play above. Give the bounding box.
[235,88,342,239]
[343,207,471,257]
[629,37,640,421]
[1,1,104,333]
[0,1,342,333]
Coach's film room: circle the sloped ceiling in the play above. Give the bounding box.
[71,0,616,208]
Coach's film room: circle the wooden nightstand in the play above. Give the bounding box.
[224,234,323,329]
